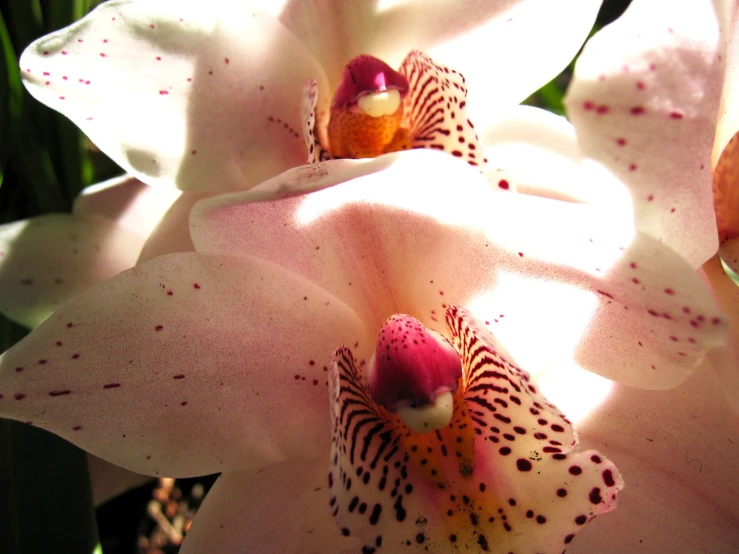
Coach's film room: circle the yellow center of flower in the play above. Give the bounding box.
[327,54,413,159]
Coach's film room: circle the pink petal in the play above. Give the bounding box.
[0,215,144,328]
[180,460,362,554]
[73,174,180,238]
[328,306,622,552]
[192,149,727,389]
[565,0,724,267]
[482,105,631,206]
[569,364,739,553]
[0,253,369,476]
[280,0,602,129]
[20,0,329,191]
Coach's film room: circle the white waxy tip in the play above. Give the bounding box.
[357,89,401,117]
[397,391,454,434]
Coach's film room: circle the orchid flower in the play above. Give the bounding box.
[11,0,603,323]
[0,175,179,328]
[0,148,730,552]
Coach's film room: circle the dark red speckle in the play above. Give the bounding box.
[14,393,27,400]
[630,106,645,115]
[73,425,83,431]
[49,390,71,397]
[498,179,510,190]
[103,383,121,389]
[670,111,683,120]
[173,374,185,380]
[155,325,164,331]
[193,283,201,289]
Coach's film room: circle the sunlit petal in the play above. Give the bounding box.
[193,150,727,389]
[0,253,369,476]
[565,0,724,267]
[20,0,329,191]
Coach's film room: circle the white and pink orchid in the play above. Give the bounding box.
[3,0,739,552]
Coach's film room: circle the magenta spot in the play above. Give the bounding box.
[166,290,173,296]
[43,71,50,76]
[569,465,582,476]
[616,138,627,146]
[596,105,609,115]
[156,56,162,61]
[155,325,164,331]
[632,278,640,284]
[62,76,68,80]
[670,111,684,120]
[630,106,645,115]
[583,101,594,111]
[103,39,108,43]
[712,317,722,325]
[59,96,65,100]
[603,469,616,487]
[498,179,510,190]
[649,63,657,71]
[597,290,614,300]
[224,58,230,64]
[49,390,71,397]
[99,53,106,58]
[103,383,121,389]
[669,336,679,342]
[73,425,83,431]
[149,24,156,29]
[14,393,27,401]
[61,51,68,55]
[518,252,524,257]
[647,194,654,202]
[159,90,169,95]
[38,359,48,365]
[193,283,201,289]
[636,81,645,90]
[77,39,83,43]
[629,163,637,172]
[173,374,185,380]
[187,77,192,82]
[71,354,80,360]
[664,288,675,295]
[647,309,659,317]
[629,262,637,269]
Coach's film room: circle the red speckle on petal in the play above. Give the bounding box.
[150,24,156,29]
[498,179,510,190]
[56,341,63,346]
[439,291,444,296]
[518,252,524,257]
[712,317,722,325]
[629,163,637,171]
[224,58,230,64]
[596,105,609,115]
[156,56,162,61]
[173,375,185,380]
[616,138,627,146]
[309,360,316,366]
[159,90,169,95]
[49,390,71,397]
[583,101,594,111]
[647,194,654,201]
[664,288,675,295]
[193,283,201,289]
[649,63,657,71]
[71,354,80,360]
[597,290,614,300]
[99,53,106,58]
[632,278,640,284]
[166,290,173,296]
[61,51,68,55]
[636,81,645,90]
[629,262,637,269]
[14,394,27,400]
[181,401,188,406]
[43,51,50,55]
[670,111,683,120]
[15,367,23,373]
[191,149,197,155]
[155,325,164,331]
[38,359,48,365]
[59,96,65,100]
[73,425,83,431]
[630,106,645,115]
[647,309,659,317]
[103,383,121,389]
[43,71,50,76]
[146,455,151,460]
